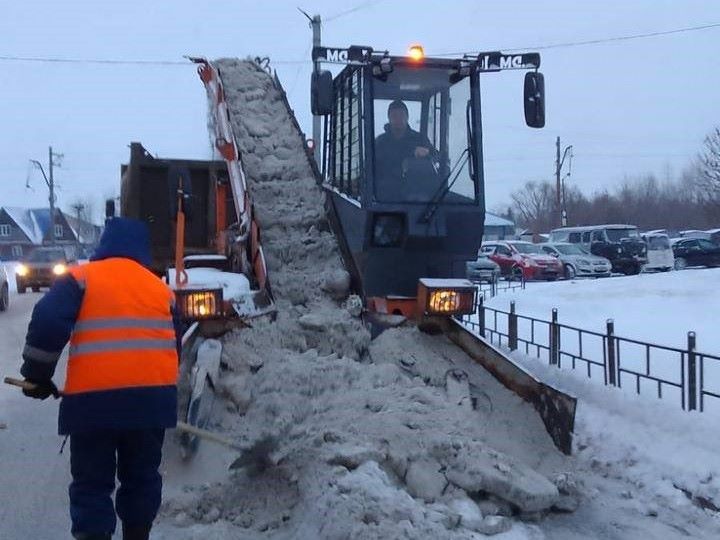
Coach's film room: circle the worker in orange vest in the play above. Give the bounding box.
[20,217,182,540]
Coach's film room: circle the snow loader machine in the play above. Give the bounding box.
[117,44,576,456]
[304,44,575,452]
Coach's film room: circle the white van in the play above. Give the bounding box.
[641,232,674,272]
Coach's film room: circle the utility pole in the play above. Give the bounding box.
[555,137,561,227]
[555,138,573,227]
[310,14,322,167]
[71,202,85,251]
[48,146,57,245]
[29,146,62,246]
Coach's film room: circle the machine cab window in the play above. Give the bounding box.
[372,66,476,204]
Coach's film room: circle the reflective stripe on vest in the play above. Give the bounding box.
[65,259,178,395]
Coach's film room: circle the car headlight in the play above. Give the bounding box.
[577,259,590,265]
[52,264,67,276]
[16,264,29,277]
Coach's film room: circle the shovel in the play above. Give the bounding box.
[3,376,280,471]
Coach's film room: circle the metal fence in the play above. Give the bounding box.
[458,299,720,413]
[477,278,525,301]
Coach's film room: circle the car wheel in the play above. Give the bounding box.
[674,257,687,270]
[564,265,576,279]
[511,266,524,281]
[0,284,8,311]
[32,286,40,293]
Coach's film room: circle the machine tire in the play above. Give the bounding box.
[564,265,576,280]
[511,266,524,282]
[0,284,8,311]
[674,257,687,270]
[32,286,40,293]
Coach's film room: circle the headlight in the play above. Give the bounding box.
[16,264,29,277]
[174,287,224,321]
[417,279,475,317]
[53,264,67,276]
[577,259,590,265]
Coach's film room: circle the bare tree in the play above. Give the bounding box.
[697,126,720,209]
[510,181,555,231]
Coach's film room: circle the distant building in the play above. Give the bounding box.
[0,207,101,260]
[484,213,515,240]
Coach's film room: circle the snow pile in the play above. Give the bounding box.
[155,60,573,539]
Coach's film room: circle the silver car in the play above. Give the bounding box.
[466,254,501,284]
[0,263,9,311]
[541,243,612,279]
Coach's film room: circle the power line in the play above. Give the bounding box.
[0,55,309,66]
[2,21,717,68]
[324,0,385,23]
[432,21,720,56]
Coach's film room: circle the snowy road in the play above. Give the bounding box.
[0,291,71,538]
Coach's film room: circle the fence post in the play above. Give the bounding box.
[549,308,559,365]
[606,319,617,386]
[688,331,697,411]
[477,295,485,337]
[508,301,518,351]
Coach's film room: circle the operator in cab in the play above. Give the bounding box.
[374,100,437,190]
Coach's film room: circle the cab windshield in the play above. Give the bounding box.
[26,249,65,263]
[372,65,476,204]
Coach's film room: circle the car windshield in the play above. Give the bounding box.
[26,249,65,263]
[606,228,639,242]
[647,236,670,250]
[555,244,585,255]
[510,243,543,254]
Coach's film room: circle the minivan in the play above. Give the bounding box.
[549,225,647,275]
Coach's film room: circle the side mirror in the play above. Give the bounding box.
[311,70,334,115]
[524,72,545,128]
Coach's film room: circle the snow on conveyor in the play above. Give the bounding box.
[153,61,720,539]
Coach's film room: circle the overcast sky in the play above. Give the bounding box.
[1,0,719,221]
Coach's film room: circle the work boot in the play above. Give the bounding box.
[122,523,152,540]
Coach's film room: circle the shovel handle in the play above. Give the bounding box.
[4,377,35,390]
[175,421,245,452]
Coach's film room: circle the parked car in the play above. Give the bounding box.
[671,238,720,269]
[540,243,612,279]
[465,254,501,284]
[15,246,78,293]
[640,232,675,272]
[0,264,9,311]
[482,241,563,281]
[549,224,647,275]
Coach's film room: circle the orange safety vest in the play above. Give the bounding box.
[65,258,178,395]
